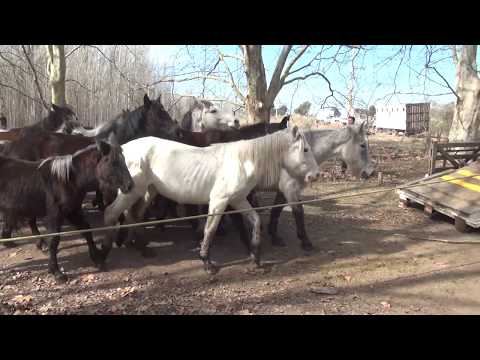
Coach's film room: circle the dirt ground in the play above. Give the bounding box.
[2,128,480,315]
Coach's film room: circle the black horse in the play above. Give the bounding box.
[0,141,133,282]
[73,94,180,145]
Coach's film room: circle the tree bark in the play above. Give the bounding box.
[46,45,66,106]
[449,45,480,142]
[243,45,270,124]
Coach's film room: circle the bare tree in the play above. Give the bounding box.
[46,45,66,106]
[447,45,480,141]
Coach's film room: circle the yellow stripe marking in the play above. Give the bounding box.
[457,169,480,180]
[441,173,480,192]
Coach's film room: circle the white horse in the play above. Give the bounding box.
[100,126,321,274]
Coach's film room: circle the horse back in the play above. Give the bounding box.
[0,156,46,217]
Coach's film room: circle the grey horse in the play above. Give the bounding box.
[165,96,240,132]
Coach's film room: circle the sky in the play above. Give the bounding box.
[148,45,457,115]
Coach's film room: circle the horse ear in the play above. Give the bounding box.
[291,125,301,140]
[280,115,290,128]
[96,139,111,156]
[144,94,152,109]
[50,104,59,112]
[358,120,366,134]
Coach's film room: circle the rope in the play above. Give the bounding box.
[393,234,480,245]
[0,172,477,244]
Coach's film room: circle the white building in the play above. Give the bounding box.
[375,103,430,135]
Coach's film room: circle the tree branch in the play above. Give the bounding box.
[280,45,310,82]
[427,65,460,102]
[21,45,49,109]
[65,45,84,59]
[217,47,246,101]
[0,80,45,106]
[86,45,147,90]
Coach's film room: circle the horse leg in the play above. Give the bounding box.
[194,205,208,242]
[268,191,288,247]
[92,190,105,211]
[30,218,48,252]
[101,190,144,265]
[247,190,259,208]
[230,199,262,266]
[281,188,314,251]
[216,215,228,237]
[1,215,16,248]
[128,194,157,258]
[340,160,348,175]
[115,213,127,248]
[46,214,67,283]
[65,210,103,270]
[228,208,251,254]
[166,199,179,218]
[196,204,227,238]
[199,199,228,275]
[185,204,201,245]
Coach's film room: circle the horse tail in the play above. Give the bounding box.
[38,155,73,184]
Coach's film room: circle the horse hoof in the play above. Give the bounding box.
[301,242,314,252]
[3,241,17,248]
[54,273,68,284]
[204,262,220,275]
[141,248,157,258]
[271,238,286,247]
[96,262,108,272]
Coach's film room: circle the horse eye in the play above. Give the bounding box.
[360,143,367,149]
[304,148,308,153]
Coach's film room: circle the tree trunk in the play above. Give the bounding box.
[449,46,480,142]
[46,45,66,106]
[243,45,270,124]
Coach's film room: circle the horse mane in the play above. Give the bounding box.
[96,106,145,141]
[37,144,98,183]
[236,129,293,190]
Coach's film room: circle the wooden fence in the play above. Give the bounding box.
[429,140,480,175]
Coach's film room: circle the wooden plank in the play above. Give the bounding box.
[438,148,460,168]
[437,142,480,148]
[398,189,480,228]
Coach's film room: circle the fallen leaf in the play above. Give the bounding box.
[8,252,18,258]
[82,274,96,284]
[343,275,352,282]
[11,295,33,307]
[119,286,136,297]
[380,301,391,309]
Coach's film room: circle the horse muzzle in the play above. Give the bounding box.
[305,171,321,183]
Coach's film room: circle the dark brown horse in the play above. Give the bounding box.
[0,104,80,143]
[175,115,290,147]
[0,141,133,282]
[0,132,98,249]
